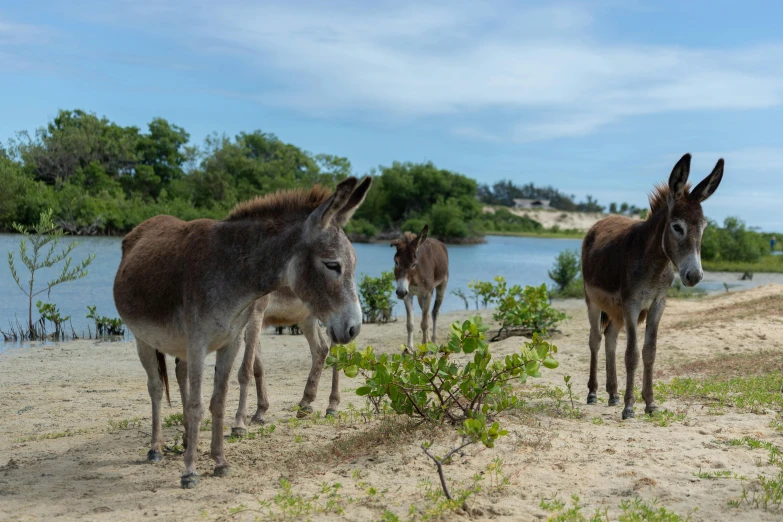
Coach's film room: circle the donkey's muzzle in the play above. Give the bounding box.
[396,289,408,299]
[682,268,703,287]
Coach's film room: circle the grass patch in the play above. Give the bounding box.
[228,479,354,521]
[226,424,276,443]
[15,428,87,442]
[654,371,783,414]
[642,410,687,427]
[107,418,142,431]
[703,255,783,273]
[163,412,184,427]
[540,494,695,521]
[693,469,746,480]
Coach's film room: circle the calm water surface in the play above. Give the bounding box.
[0,234,581,343]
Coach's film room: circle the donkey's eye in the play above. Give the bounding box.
[323,261,341,274]
[672,223,685,235]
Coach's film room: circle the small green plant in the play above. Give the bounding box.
[86,305,125,336]
[693,469,745,480]
[548,249,580,293]
[163,412,184,427]
[6,208,94,339]
[108,418,141,431]
[357,271,395,324]
[564,375,575,409]
[35,301,71,339]
[643,410,687,427]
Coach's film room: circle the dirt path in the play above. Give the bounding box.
[1,286,783,521]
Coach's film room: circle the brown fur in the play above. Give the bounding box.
[113,176,371,488]
[581,154,724,420]
[392,226,450,347]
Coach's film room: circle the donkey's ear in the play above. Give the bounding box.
[390,239,401,248]
[689,158,724,203]
[334,176,373,226]
[309,177,358,228]
[412,225,428,251]
[668,153,692,201]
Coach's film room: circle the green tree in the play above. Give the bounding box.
[8,208,95,338]
[548,249,581,292]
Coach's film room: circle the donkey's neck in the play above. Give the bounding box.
[638,209,672,274]
[216,219,305,299]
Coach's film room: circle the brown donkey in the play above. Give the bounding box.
[582,154,723,420]
[113,177,371,488]
[392,225,449,348]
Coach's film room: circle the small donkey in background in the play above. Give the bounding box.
[581,153,724,420]
[391,225,449,348]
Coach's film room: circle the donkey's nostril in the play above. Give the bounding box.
[348,325,359,339]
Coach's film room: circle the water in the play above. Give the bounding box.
[0,234,581,345]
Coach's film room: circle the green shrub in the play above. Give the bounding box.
[701,217,768,263]
[344,218,377,237]
[327,315,558,431]
[401,217,428,234]
[357,272,395,324]
[548,249,580,293]
[470,277,567,341]
[86,305,125,336]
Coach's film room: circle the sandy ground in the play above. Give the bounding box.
[2,285,783,521]
[482,207,640,232]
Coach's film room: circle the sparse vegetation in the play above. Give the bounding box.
[548,249,580,294]
[4,208,94,340]
[469,278,567,340]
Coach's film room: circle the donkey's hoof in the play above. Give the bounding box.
[146,449,163,463]
[250,415,266,425]
[180,472,200,489]
[586,393,597,405]
[645,405,659,416]
[608,395,621,406]
[296,405,313,419]
[213,464,231,478]
[231,427,248,438]
[325,408,338,418]
[621,407,635,420]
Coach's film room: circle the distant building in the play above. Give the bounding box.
[513,198,551,209]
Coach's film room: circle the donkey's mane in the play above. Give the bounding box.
[647,182,692,219]
[392,231,418,247]
[226,185,333,223]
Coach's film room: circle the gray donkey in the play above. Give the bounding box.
[391,225,449,348]
[113,177,371,488]
[582,154,723,420]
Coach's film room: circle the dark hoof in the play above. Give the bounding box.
[250,416,266,425]
[325,408,338,418]
[146,449,163,463]
[213,465,231,477]
[645,405,659,416]
[587,393,597,405]
[622,407,635,420]
[296,405,313,419]
[231,426,248,438]
[180,472,200,489]
[608,395,621,406]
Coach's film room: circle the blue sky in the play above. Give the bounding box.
[2,1,783,230]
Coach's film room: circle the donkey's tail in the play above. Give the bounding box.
[156,350,171,406]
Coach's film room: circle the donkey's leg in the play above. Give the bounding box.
[297,315,328,418]
[418,292,433,344]
[621,307,641,420]
[431,280,447,344]
[404,294,415,349]
[249,340,271,425]
[210,335,242,478]
[232,330,253,437]
[182,339,208,488]
[137,340,165,463]
[586,302,602,405]
[175,357,189,448]
[604,321,621,406]
[642,299,666,415]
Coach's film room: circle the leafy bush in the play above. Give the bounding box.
[343,218,377,238]
[548,249,580,293]
[482,207,543,233]
[701,217,768,263]
[327,315,558,429]
[401,217,428,234]
[470,277,567,341]
[357,272,395,324]
[551,276,585,299]
[467,279,497,309]
[86,305,125,336]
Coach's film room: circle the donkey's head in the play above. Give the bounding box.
[286,176,372,344]
[390,225,428,299]
[661,153,724,287]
